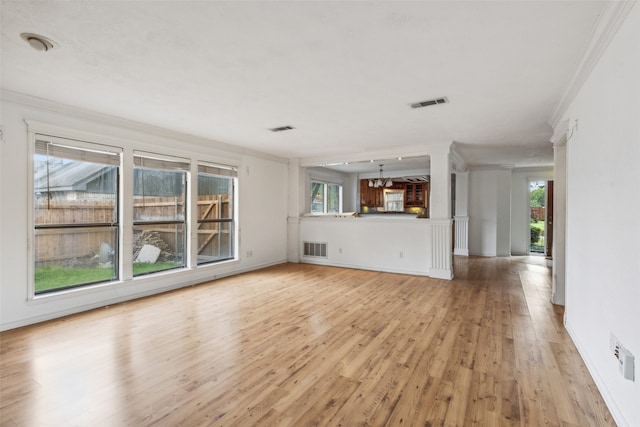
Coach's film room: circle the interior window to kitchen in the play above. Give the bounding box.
[310,181,342,214]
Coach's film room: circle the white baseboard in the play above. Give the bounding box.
[429,268,454,280]
[300,258,430,277]
[565,320,630,427]
[469,251,497,257]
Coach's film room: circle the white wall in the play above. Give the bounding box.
[300,216,431,276]
[0,97,289,331]
[468,168,512,257]
[510,167,553,256]
[561,4,640,425]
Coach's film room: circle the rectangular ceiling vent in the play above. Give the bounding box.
[410,97,449,109]
[269,125,295,132]
[303,241,327,258]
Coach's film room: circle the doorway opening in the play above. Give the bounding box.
[529,180,546,254]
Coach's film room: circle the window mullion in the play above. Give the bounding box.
[324,184,328,214]
[120,147,134,281]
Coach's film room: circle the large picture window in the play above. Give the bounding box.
[33,137,121,294]
[30,127,240,296]
[197,163,237,264]
[133,153,189,276]
[310,181,342,214]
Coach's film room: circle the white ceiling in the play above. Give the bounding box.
[1,1,606,173]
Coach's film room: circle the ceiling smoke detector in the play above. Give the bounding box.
[20,33,57,52]
[410,97,449,109]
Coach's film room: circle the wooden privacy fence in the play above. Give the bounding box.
[530,206,545,221]
[35,198,116,225]
[34,195,230,265]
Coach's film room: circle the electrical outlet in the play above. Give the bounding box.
[619,348,635,381]
[610,333,622,359]
[611,332,635,381]
[610,332,618,354]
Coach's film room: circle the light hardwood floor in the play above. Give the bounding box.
[0,257,614,426]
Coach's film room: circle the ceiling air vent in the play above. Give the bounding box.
[410,97,449,109]
[269,125,295,132]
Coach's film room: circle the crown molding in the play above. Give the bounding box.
[469,164,515,172]
[550,119,569,147]
[451,143,469,172]
[0,89,288,164]
[549,1,637,129]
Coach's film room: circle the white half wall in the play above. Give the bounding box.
[560,4,640,425]
[299,216,431,276]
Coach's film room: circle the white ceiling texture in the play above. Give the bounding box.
[1,1,607,173]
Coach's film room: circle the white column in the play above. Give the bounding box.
[454,171,469,256]
[287,158,303,262]
[429,144,453,279]
[551,124,568,306]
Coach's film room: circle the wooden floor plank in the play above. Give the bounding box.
[0,257,615,426]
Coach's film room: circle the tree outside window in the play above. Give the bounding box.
[311,181,342,214]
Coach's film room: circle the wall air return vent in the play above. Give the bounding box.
[410,97,449,109]
[269,125,295,132]
[303,241,327,258]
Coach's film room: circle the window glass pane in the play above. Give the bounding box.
[198,174,233,220]
[35,139,121,165]
[34,226,118,294]
[197,222,234,264]
[34,156,117,225]
[327,184,341,213]
[133,168,186,221]
[133,224,184,275]
[311,182,325,214]
[384,190,404,212]
[197,171,235,266]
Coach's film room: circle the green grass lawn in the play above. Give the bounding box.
[35,262,182,292]
[132,261,182,275]
[530,220,545,231]
[530,220,545,250]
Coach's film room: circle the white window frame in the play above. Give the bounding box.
[26,121,241,300]
[27,123,124,299]
[132,151,190,276]
[196,162,238,265]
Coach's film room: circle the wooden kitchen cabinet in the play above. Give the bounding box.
[361,180,428,209]
[359,180,383,207]
[405,182,427,207]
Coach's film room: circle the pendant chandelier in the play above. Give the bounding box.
[368,164,393,188]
